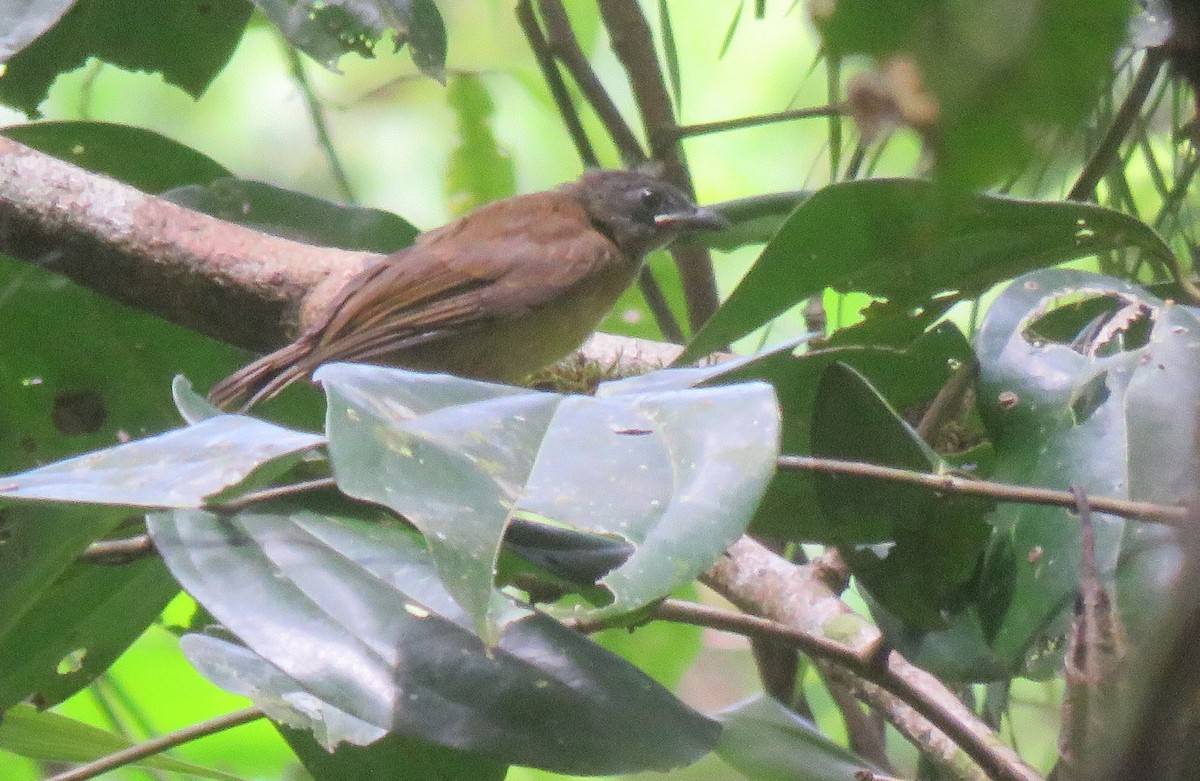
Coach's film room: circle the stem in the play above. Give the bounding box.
[44,707,264,781]
[278,37,357,204]
[777,455,1188,526]
[673,104,845,139]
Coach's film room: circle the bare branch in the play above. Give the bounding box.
[0,137,378,352]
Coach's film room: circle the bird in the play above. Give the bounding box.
[208,169,727,410]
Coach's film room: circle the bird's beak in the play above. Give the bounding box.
[654,205,729,232]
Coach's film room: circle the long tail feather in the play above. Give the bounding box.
[208,340,313,411]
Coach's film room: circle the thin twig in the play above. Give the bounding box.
[1068,48,1166,202]
[44,707,265,781]
[530,0,685,341]
[654,599,1040,781]
[777,455,1189,526]
[211,476,338,514]
[537,0,646,163]
[278,37,357,204]
[916,360,978,440]
[597,0,721,330]
[81,535,155,563]
[673,104,845,139]
[516,0,600,167]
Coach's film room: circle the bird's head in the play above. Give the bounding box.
[571,169,728,261]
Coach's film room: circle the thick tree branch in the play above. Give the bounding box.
[0,136,378,352]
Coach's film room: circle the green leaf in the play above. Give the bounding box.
[973,269,1191,674]
[0,0,252,117]
[0,415,324,508]
[625,316,972,540]
[317,364,780,636]
[681,180,1176,364]
[253,0,447,81]
[280,721,507,781]
[445,73,516,216]
[149,505,720,774]
[715,694,877,781]
[812,0,1130,186]
[161,178,419,253]
[1,121,230,193]
[0,703,246,781]
[0,539,179,713]
[813,364,991,629]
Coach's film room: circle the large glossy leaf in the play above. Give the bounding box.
[619,317,972,540]
[812,363,991,630]
[2,121,230,193]
[148,505,720,774]
[681,180,1176,363]
[253,0,446,80]
[714,694,878,781]
[971,269,1190,674]
[0,0,252,116]
[0,414,324,507]
[162,178,418,253]
[317,364,779,635]
[0,703,244,781]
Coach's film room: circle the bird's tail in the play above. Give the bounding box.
[207,340,314,411]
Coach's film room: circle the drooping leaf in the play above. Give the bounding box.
[149,505,720,774]
[317,363,779,636]
[715,694,878,781]
[252,0,447,81]
[162,178,418,253]
[681,180,1177,364]
[0,0,252,117]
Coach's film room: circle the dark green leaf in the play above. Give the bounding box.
[0,703,245,780]
[0,555,178,712]
[280,721,507,781]
[253,0,447,81]
[973,269,1191,674]
[701,191,811,253]
[2,121,230,193]
[0,0,251,117]
[149,505,720,773]
[161,178,418,253]
[715,694,877,781]
[681,180,1176,364]
[813,364,990,629]
[626,316,971,540]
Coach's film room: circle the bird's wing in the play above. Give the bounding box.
[303,190,626,366]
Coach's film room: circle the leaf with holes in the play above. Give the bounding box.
[970,269,1193,675]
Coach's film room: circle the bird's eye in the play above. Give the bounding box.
[637,187,664,211]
